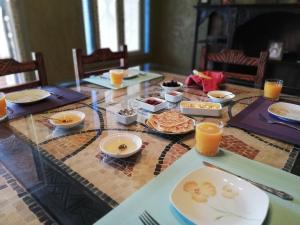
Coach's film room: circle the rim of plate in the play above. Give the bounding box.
[5,89,51,104]
[169,166,269,225]
[49,110,85,128]
[268,102,300,123]
[99,133,142,158]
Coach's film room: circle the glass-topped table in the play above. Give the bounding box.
[0,72,299,225]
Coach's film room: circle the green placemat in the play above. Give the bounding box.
[83,72,163,90]
[94,149,300,225]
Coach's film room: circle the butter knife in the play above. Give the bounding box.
[203,161,293,201]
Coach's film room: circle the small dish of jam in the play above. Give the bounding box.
[138,97,167,112]
[165,91,183,103]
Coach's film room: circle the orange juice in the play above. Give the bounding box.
[109,69,125,86]
[0,93,7,119]
[264,79,283,101]
[195,121,223,156]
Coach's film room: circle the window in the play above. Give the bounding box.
[0,6,10,58]
[81,0,149,54]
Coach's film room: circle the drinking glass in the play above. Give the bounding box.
[0,92,7,121]
[195,120,223,157]
[109,69,125,86]
[264,79,283,101]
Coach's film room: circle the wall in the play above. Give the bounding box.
[15,0,86,85]
[151,0,199,74]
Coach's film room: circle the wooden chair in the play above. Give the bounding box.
[0,52,48,93]
[199,47,268,88]
[72,45,128,80]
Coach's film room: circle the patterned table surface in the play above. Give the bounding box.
[0,72,299,225]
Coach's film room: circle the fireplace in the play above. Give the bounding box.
[192,3,300,94]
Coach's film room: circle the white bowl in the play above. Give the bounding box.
[207,90,235,103]
[165,91,183,103]
[138,97,167,112]
[116,112,137,125]
[49,110,85,129]
[160,81,183,92]
[99,133,142,158]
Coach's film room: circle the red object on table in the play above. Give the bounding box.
[185,71,225,93]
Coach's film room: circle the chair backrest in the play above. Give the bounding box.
[199,47,268,88]
[72,45,128,80]
[0,52,48,93]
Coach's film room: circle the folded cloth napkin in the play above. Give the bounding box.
[185,71,225,93]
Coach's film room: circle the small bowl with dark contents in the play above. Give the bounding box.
[138,97,167,112]
[160,80,183,92]
[116,108,137,125]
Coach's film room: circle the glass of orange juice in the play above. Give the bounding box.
[195,120,223,157]
[264,79,283,101]
[109,69,125,87]
[0,92,7,121]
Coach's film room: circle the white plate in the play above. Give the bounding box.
[102,69,140,79]
[268,102,300,123]
[207,90,235,103]
[6,89,51,104]
[170,167,269,225]
[99,133,142,158]
[49,110,85,129]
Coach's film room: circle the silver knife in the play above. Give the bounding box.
[203,161,294,201]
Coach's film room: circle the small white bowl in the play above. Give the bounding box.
[99,133,142,158]
[207,90,235,103]
[138,97,167,112]
[116,112,137,125]
[160,81,183,92]
[165,91,183,103]
[49,110,85,129]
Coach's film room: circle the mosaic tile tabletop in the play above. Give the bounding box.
[1,72,299,224]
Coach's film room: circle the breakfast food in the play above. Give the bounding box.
[162,80,180,87]
[53,114,81,125]
[118,108,136,116]
[180,101,221,110]
[147,111,194,134]
[145,98,162,105]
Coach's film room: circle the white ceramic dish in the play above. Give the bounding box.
[49,110,85,129]
[6,89,51,104]
[170,166,269,225]
[180,101,222,117]
[160,81,183,92]
[138,97,167,112]
[102,69,140,79]
[116,112,137,125]
[165,91,183,103]
[99,133,142,158]
[268,102,300,123]
[207,90,235,103]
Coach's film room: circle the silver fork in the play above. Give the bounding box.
[259,113,300,131]
[139,210,160,225]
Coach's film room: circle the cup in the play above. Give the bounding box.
[109,69,125,86]
[264,79,283,101]
[195,120,223,157]
[0,92,7,121]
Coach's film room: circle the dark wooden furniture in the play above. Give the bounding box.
[0,52,48,93]
[72,45,128,80]
[192,2,300,93]
[199,47,268,87]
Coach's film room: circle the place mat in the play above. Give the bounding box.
[83,72,163,90]
[94,149,300,225]
[228,97,300,146]
[5,86,88,121]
